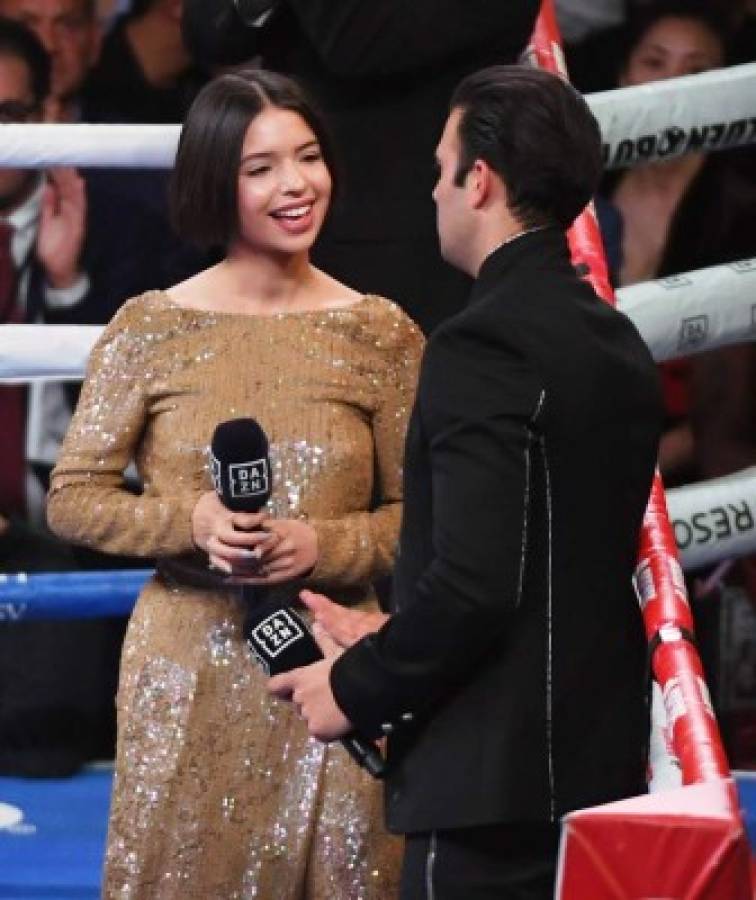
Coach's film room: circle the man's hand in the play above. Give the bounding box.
[300,589,389,648]
[37,168,87,289]
[268,625,352,742]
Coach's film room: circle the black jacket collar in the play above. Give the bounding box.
[470,226,572,305]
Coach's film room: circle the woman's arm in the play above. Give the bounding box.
[304,313,424,590]
[47,301,205,558]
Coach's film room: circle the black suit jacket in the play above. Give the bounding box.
[331,228,663,833]
[184,0,540,332]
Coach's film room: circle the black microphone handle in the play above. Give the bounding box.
[244,603,387,778]
[341,732,387,779]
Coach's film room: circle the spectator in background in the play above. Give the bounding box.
[94,0,129,30]
[597,0,756,764]
[0,0,205,328]
[0,16,116,776]
[0,17,88,522]
[82,0,206,123]
[600,1,756,486]
[0,0,101,121]
[0,13,203,777]
[183,1,540,334]
[727,0,756,61]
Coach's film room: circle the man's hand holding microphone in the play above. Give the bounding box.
[189,417,387,777]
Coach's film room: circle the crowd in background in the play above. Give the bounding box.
[0,0,754,777]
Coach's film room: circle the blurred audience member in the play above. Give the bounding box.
[0,18,199,516]
[0,17,88,522]
[600,2,756,487]
[727,0,756,61]
[95,0,129,29]
[82,0,206,123]
[0,0,100,121]
[598,2,756,762]
[0,0,207,327]
[183,0,540,333]
[0,16,125,776]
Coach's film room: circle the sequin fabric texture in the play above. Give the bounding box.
[47,291,423,899]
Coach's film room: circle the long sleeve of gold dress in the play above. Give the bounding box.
[47,290,423,899]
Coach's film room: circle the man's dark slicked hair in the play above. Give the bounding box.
[0,16,50,107]
[169,67,339,250]
[451,65,603,230]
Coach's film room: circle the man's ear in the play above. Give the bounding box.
[468,159,492,209]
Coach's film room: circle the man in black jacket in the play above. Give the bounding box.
[271,67,663,899]
[182,0,540,334]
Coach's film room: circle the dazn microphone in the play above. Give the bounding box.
[210,417,272,513]
[246,604,387,779]
[210,416,273,591]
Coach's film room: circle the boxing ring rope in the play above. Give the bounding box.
[3,253,754,384]
[4,304,756,573]
[617,258,756,363]
[0,62,754,170]
[592,63,756,169]
[531,3,752,897]
[0,570,151,621]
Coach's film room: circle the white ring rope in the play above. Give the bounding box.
[2,255,753,382]
[0,64,754,169]
[666,466,756,571]
[3,331,756,573]
[591,62,756,168]
[616,258,756,362]
[0,123,178,169]
[0,324,100,381]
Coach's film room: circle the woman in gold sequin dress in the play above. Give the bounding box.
[47,69,423,899]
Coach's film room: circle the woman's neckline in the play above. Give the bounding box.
[157,288,374,319]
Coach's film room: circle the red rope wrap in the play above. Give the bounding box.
[529,0,731,785]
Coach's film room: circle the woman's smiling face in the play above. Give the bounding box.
[621,15,724,86]
[234,105,333,256]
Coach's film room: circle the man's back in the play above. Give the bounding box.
[381,227,662,831]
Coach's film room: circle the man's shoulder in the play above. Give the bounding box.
[419,301,544,422]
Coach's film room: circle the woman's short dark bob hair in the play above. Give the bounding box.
[169,67,338,250]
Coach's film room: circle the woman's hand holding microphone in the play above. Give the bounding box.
[191,490,318,584]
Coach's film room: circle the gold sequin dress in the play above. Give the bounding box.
[47,290,423,899]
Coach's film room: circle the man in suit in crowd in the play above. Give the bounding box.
[270,66,663,898]
[0,15,199,777]
[0,2,205,331]
[0,0,101,121]
[182,0,540,334]
[0,14,198,514]
[0,16,88,521]
[82,0,207,124]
